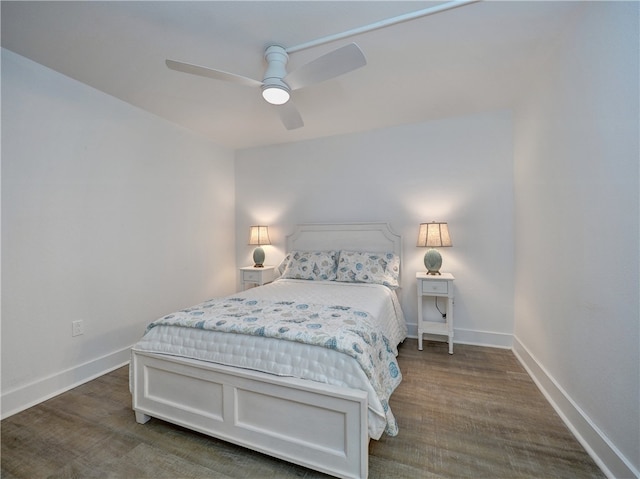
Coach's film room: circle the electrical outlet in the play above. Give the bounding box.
[72,320,84,337]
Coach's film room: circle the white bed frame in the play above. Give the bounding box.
[131,223,402,479]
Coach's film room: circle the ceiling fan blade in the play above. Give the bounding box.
[285,43,366,91]
[277,102,304,130]
[165,59,262,88]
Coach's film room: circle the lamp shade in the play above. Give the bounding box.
[248,225,271,246]
[417,222,452,248]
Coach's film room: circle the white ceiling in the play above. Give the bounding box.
[1,1,581,150]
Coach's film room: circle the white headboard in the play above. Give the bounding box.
[286,223,402,285]
[286,223,401,255]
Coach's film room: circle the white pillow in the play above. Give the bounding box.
[281,250,338,281]
[336,251,400,288]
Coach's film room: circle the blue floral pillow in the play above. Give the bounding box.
[281,251,338,281]
[336,251,400,288]
[277,253,291,275]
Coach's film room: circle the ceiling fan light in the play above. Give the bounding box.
[262,85,290,105]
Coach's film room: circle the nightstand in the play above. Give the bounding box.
[240,266,276,290]
[416,272,455,354]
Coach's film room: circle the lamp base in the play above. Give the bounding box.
[253,246,265,268]
[424,248,442,275]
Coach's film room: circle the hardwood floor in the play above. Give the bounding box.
[1,340,605,478]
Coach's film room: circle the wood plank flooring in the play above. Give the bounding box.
[1,340,605,478]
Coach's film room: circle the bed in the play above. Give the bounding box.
[130,223,407,479]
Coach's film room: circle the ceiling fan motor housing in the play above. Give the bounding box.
[261,45,291,104]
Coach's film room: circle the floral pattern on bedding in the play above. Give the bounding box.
[336,251,400,288]
[280,250,338,281]
[145,297,402,436]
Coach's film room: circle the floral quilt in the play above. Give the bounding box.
[145,296,402,435]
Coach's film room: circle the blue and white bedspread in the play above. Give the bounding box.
[145,296,402,435]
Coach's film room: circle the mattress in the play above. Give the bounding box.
[132,279,407,439]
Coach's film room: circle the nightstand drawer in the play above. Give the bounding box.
[422,280,448,294]
[243,270,262,282]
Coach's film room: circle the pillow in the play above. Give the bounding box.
[336,250,400,288]
[277,253,291,275]
[281,250,338,281]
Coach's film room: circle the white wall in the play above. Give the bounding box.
[1,49,237,417]
[513,3,639,478]
[235,111,515,347]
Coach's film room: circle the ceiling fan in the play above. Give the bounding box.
[166,43,366,130]
[165,0,479,131]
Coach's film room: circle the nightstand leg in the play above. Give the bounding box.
[448,297,454,354]
[418,333,423,351]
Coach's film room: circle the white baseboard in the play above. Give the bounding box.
[513,336,639,479]
[407,323,513,349]
[1,345,132,419]
[453,327,513,349]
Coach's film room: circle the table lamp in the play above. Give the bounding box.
[248,225,271,268]
[417,222,452,275]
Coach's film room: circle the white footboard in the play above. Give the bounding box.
[131,350,369,479]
